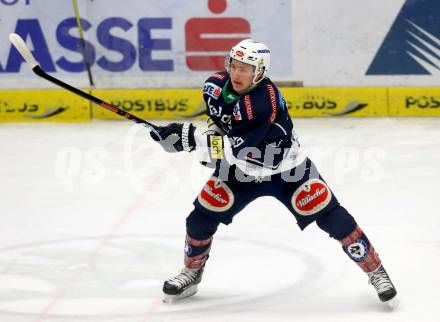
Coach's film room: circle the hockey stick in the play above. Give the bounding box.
[8,33,158,130]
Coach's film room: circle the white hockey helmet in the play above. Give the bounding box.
[228,39,271,85]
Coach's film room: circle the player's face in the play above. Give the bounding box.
[227,59,255,94]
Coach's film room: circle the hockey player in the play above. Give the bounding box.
[149,39,397,304]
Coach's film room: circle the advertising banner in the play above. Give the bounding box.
[388,87,440,116]
[91,88,205,120]
[2,86,440,122]
[294,0,440,86]
[88,87,391,120]
[1,0,438,90]
[0,89,90,122]
[281,88,388,117]
[0,0,293,89]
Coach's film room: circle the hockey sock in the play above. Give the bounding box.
[184,234,212,269]
[339,226,381,273]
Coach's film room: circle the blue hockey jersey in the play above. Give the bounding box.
[195,71,305,177]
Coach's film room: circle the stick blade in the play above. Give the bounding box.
[9,33,38,69]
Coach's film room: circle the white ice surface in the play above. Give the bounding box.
[0,118,439,322]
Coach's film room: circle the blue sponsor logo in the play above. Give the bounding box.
[0,17,173,73]
[367,0,440,75]
[0,0,30,5]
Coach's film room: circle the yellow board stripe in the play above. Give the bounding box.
[0,89,90,122]
[1,87,440,122]
[388,87,440,116]
[90,89,206,120]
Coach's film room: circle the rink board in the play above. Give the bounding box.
[0,89,90,122]
[90,89,206,120]
[1,87,439,122]
[91,87,390,119]
[388,87,440,116]
[281,88,388,117]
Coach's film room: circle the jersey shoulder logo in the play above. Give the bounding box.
[203,82,222,100]
[210,73,227,80]
[367,0,440,75]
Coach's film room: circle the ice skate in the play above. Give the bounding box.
[162,267,204,303]
[367,265,397,302]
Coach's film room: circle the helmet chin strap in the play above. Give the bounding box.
[251,68,266,86]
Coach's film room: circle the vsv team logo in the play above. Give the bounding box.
[367,0,440,75]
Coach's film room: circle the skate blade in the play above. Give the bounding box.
[384,297,398,310]
[163,285,198,304]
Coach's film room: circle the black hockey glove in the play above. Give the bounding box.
[149,122,196,153]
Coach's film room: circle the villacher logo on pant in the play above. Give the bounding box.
[291,179,332,216]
